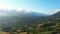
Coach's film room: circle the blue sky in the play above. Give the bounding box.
[0,0,60,14]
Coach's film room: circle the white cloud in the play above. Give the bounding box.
[0,3,32,12]
[52,9,60,13]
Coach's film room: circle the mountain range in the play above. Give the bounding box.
[0,10,60,34]
[0,10,49,27]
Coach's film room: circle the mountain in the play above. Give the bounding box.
[43,11,60,22]
[45,11,60,21]
[51,11,60,18]
[0,10,49,28]
[1,11,60,34]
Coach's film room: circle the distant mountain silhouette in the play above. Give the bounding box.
[0,10,49,27]
[43,11,60,23]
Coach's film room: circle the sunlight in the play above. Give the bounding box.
[0,3,14,10]
[0,4,8,9]
[0,4,31,12]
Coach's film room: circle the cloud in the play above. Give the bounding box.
[52,9,60,13]
[0,3,32,12]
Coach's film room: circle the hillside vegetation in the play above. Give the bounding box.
[0,11,60,34]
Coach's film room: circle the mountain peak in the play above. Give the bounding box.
[55,11,60,15]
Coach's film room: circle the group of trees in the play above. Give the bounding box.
[1,20,60,34]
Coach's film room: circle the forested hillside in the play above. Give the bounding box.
[0,11,60,34]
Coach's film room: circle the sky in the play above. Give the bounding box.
[0,0,60,14]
